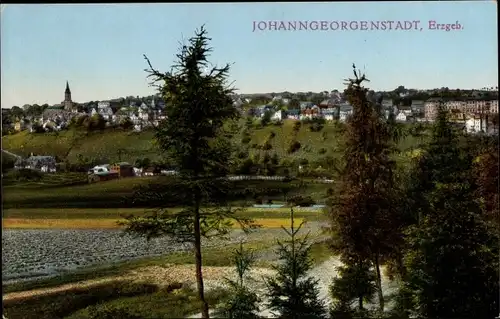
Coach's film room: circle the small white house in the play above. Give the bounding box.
[321,108,336,121]
[88,165,111,175]
[271,110,285,121]
[396,112,407,122]
[138,109,150,121]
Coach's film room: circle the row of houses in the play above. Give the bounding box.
[250,98,427,123]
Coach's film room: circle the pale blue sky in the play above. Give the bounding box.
[1,2,497,107]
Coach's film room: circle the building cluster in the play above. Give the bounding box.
[14,82,167,133]
[424,98,499,134]
[246,95,427,124]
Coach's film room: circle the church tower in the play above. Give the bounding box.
[63,81,74,111]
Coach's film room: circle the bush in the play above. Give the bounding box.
[293,121,302,132]
[287,195,315,207]
[262,141,273,150]
[287,140,301,154]
[241,136,251,144]
[87,304,143,319]
[9,168,43,182]
[318,148,327,155]
[310,122,324,132]
[269,131,276,139]
[326,188,334,197]
[30,123,46,133]
[120,117,134,130]
[261,110,273,126]
[236,151,248,159]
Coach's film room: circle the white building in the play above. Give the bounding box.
[465,116,488,134]
[271,110,285,121]
[88,164,111,175]
[320,108,336,121]
[339,112,351,122]
[396,112,407,122]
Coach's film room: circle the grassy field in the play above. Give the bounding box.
[2,174,333,209]
[2,206,325,229]
[3,279,229,319]
[2,120,424,165]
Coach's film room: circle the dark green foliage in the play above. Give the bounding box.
[85,114,107,131]
[241,136,251,144]
[134,157,151,169]
[119,117,134,130]
[261,110,272,126]
[30,123,45,133]
[9,168,43,182]
[309,122,324,132]
[293,121,301,132]
[265,208,326,319]
[287,195,315,207]
[309,117,326,132]
[2,281,158,319]
[318,148,327,155]
[403,200,499,318]
[236,150,248,159]
[400,104,500,319]
[330,259,376,312]
[262,141,272,150]
[215,242,261,319]
[87,305,143,319]
[1,153,16,172]
[287,140,301,154]
[328,66,403,312]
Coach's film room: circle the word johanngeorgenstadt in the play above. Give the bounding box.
[252,20,462,32]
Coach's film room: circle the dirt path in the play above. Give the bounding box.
[2,264,274,302]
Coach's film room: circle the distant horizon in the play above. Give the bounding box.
[3,83,500,108]
[1,2,497,107]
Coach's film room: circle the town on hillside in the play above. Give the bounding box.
[2,83,499,136]
[2,83,499,179]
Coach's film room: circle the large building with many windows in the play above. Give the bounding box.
[424,98,498,122]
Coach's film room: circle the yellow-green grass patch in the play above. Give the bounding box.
[2,217,303,230]
[2,207,323,220]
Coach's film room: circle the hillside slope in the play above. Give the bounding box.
[2,120,422,165]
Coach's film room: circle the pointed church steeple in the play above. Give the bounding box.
[63,81,73,111]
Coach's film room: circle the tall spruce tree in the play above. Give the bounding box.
[328,65,403,313]
[119,26,256,318]
[400,103,499,318]
[264,208,326,319]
